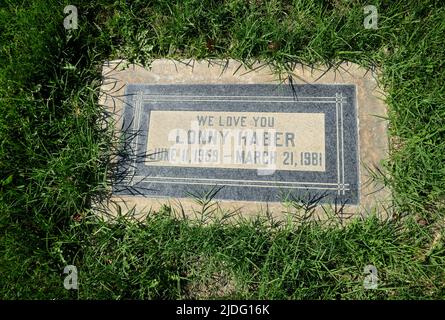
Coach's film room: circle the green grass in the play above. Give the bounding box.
[1,0,444,299]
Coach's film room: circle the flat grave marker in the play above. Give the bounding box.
[100,60,390,219]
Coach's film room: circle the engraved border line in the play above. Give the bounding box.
[340,92,345,195]
[130,175,350,186]
[131,180,351,191]
[130,91,143,186]
[125,92,349,194]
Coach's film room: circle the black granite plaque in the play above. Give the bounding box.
[114,84,359,205]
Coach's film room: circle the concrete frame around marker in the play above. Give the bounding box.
[99,59,391,220]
